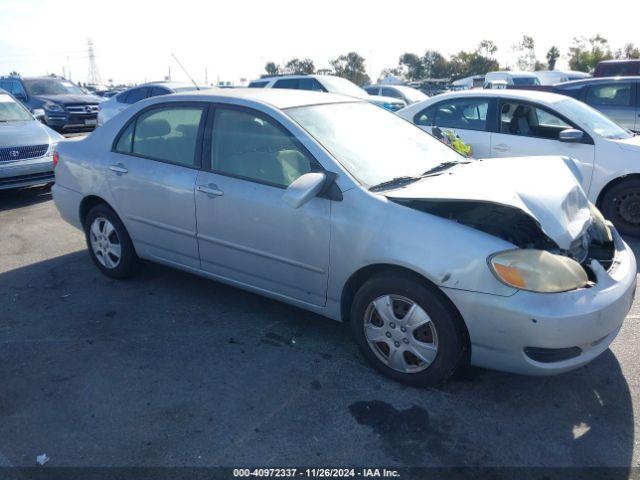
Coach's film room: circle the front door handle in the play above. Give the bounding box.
[197,184,224,197]
[109,163,128,174]
[493,144,510,152]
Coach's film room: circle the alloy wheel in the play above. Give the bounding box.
[89,217,122,269]
[363,294,438,374]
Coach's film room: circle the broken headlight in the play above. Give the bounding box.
[589,202,613,244]
[488,249,589,293]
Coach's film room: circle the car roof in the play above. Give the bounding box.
[486,71,538,77]
[258,74,320,81]
[140,81,196,90]
[426,89,573,104]
[160,87,361,109]
[556,76,640,87]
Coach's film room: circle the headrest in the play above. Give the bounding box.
[136,118,171,139]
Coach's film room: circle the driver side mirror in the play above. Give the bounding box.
[32,108,46,123]
[559,128,584,143]
[282,172,327,209]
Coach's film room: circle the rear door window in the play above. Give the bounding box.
[433,98,490,131]
[273,78,300,89]
[298,78,326,91]
[131,106,204,166]
[586,83,633,107]
[123,87,149,104]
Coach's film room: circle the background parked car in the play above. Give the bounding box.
[0,89,62,190]
[398,89,640,234]
[534,70,591,85]
[98,81,201,125]
[552,76,639,132]
[0,76,101,132]
[594,59,640,77]
[364,84,428,105]
[249,74,406,111]
[484,71,540,87]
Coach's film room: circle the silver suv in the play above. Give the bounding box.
[0,90,62,190]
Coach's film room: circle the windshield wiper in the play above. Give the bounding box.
[369,161,469,192]
[421,160,467,176]
[369,176,423,192]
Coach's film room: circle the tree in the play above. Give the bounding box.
[513,35,537,71]
[398,53,425,81]
[329,52,370,86]
[616,43,640,59]
[448,40,500,80]
[568,35,613,72]
[423,50,450,78]
[546,46,560,70]
[477,40,498,57]
[284,58,315,75]
[264,62,281,76]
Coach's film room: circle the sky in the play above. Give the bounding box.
[0,0,637,86]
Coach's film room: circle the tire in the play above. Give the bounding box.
[350,274,467,387]
[84,203,138,279]
[600,178,640,237]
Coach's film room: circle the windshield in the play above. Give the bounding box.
[287,102,462,188]
[557,98,633,139]
[23,78,85,96]
[512,77,540,86]
[395,86,428,102]
[318,76,368,99]
[0,94,33,122]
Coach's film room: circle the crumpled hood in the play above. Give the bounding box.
[0,120,59,148]
[385,156,592,250]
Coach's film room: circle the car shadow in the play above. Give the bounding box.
[0,184,52,212]
[0,250,635,470]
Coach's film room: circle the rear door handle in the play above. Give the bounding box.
[109,163,128,174]
[493,144,510,152]
[197,184,224,197]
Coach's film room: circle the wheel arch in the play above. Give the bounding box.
[79,195,116,227]
[340,263,471,359]
[595,174,640,208]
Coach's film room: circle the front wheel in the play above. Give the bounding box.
[350,274,467,387]
[600,179,640,237]
[84,204,138,279]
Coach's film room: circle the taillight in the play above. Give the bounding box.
[52,150,59,168]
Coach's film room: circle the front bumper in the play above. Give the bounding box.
[443,228,637,375]
[0,155,55,190]
[44,113,98,131]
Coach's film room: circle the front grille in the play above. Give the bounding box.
[0,144,49,163]
[0,171,54,186]
[66,104,99,114]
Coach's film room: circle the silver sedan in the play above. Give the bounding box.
[52,89,636,386]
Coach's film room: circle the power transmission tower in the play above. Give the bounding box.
[87,38,102,85]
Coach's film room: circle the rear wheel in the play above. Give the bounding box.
[350,274,467,387]
[84,204,138,279]
[600,178,640,237]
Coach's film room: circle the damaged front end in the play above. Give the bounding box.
[392,198,616,283]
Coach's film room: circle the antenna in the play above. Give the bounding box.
[171,53,200,90]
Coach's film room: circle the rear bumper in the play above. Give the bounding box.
[444,228,636,375]
[0,155,54,190]
[52,183,84,230]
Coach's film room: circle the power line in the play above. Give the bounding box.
[87,38,102,85]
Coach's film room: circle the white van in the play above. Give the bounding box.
[484,71,540,87]
[534,70,592,85]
